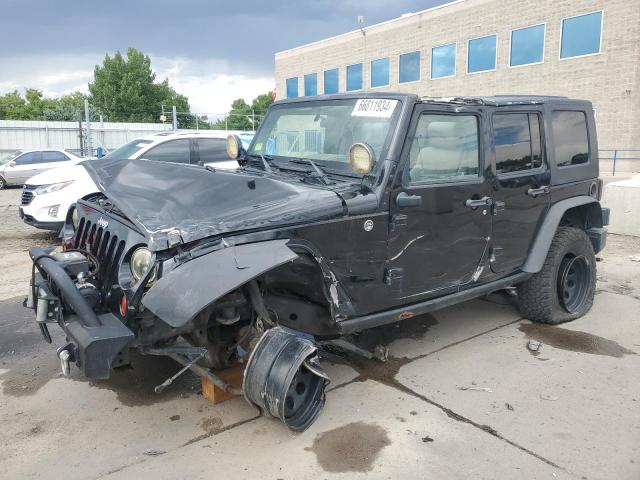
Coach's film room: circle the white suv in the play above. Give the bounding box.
[19,132,250,231]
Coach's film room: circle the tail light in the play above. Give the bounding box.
[596,178,603,201]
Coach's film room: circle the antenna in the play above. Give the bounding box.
[357,15,365,35]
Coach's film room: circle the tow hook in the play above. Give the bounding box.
[59,350,71,376]
[56,344,75,377]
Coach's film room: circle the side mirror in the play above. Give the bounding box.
[348,143,374,174]
[7,161,16,167]
[226,134,244,160]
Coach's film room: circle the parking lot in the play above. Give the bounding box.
[1,185,639,479]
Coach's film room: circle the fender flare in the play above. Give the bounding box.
[142,239,298,327]
[522,196,601,274]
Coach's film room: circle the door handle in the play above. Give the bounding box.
[396,191,422,207]
[465,196,492,209]
[527,186,550,198]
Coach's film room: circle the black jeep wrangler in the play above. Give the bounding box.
[27,93,609,431]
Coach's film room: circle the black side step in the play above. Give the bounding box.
[337,272,530,334]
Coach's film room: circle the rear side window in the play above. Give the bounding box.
[15,152,41,165]
[551,111,589,167]
[41,151,70,162]
[197,138,228,163]
[408,114,479,183]
[141,139,191,163]
[493,113,543,174]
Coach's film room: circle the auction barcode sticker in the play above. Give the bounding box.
[351,99,398,117]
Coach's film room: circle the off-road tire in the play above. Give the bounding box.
[0,176,6,190]
[517,227,596,324]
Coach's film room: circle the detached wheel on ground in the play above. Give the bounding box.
[0,176,6,190]
[517,227,596,324]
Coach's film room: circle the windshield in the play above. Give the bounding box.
[248,98,400,175]
[1,150,22,164]
[104,139,153,160]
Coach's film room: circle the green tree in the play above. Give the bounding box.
[88,48,191,123]
[0,90,27,119]
[212,92,274,130]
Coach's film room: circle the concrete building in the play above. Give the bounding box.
[275,0,640,152]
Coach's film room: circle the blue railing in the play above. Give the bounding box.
[599,149,640,176]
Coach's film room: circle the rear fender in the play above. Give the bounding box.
[522,196,605,273]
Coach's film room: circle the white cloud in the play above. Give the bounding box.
[0,53,274,114]
[152,56,274,114]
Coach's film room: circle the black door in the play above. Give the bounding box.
[387,108,492,301]
[489,111,551,273]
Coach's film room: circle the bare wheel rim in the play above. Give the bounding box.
[557,254,591,314]
[283,364,321,419]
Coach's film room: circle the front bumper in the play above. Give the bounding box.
[28,247,134,379]
[20,207,64,231]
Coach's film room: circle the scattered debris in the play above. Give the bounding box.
[527,340,542,352]
[143,449,166,456]
[505,402,514,411]
[458,386,492,393]
[630,255,640,262]
[169,414,180,421]
[421,436,434,443]
[540,393,559,401]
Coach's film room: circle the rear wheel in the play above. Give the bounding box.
[517,227,596,324]
[0,176,6,190]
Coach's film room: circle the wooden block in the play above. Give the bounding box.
[201,363,245,405]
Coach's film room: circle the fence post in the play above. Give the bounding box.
[612,149,617,176]
[172,106,177,131]
[84,99,92,156]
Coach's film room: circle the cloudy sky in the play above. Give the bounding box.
[0,0,447,114]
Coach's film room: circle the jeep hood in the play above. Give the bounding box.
[83,159,346,250]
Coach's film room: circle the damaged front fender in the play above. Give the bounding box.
[142,239,298,327]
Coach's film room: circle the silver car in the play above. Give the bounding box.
[0,149,84,189]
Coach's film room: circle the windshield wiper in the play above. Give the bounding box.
[246,153,274,173]
[290,158,332,185]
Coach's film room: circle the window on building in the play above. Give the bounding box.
[408,114,479,183]
[510,24,545,67]
[41,151,70,162]
[560,11,602,59]
[431,43,456,79]
[324,68,339,94]
[399,51,421,83]
[304,73,318,96]
[551,111,589,167]
[286,77,298,98]
[493,113,543,174]
[467,35,497,73]
[142,139,192,164]
[346,63,363,91]
[370,58,390,88]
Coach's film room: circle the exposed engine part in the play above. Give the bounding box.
[247,280,273,332]
[143,346,243,396]
[154,350,206,393]
[216,306,240,325]
[243,326,329,432]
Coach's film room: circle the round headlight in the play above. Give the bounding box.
[71,207,80,229]
[348,143,374,174]
[226,134,242,160]
[130,247,156,284]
